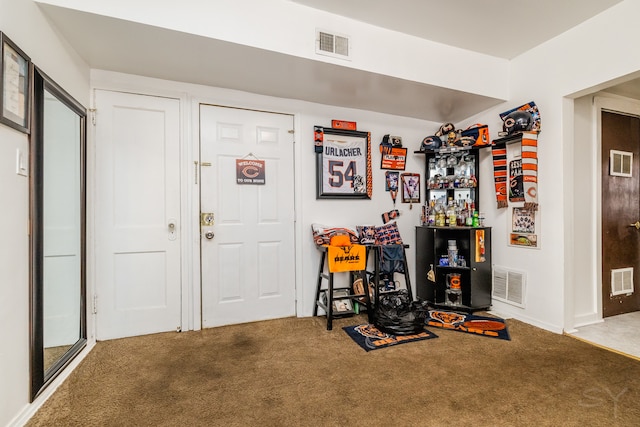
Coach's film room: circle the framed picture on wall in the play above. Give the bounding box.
[509,207,539,248]
[401,173,420,203]
[380,146,407,170]
[316,127,372,199]
[0,32,31,134]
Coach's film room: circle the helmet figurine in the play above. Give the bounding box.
[503,111,533,135]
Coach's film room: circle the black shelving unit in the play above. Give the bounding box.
[415,146,481,212]
[415,226,492,312]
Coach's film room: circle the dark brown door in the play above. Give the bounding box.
[601,111,640,317]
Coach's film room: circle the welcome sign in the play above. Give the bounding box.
[236,159,265,185]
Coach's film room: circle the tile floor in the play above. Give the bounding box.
[569,311,640,360]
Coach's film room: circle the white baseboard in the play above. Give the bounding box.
[8,341,95,427]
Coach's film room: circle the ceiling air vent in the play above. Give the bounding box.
[316,29,350,59]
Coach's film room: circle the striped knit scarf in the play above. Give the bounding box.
[492,144,508,208]
[520,131,538,210]
[492,131,538,210]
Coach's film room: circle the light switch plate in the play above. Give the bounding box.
[16,148,28,177]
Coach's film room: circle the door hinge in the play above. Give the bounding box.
[92,294,98,314]
[288,129,294,134]
[88,108,96,126]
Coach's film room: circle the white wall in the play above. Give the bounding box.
[454,0,640,333]
[0,0,89,426]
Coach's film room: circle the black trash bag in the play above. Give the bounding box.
[373,290,429,336]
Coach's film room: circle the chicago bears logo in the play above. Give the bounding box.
[355,324,389,339]
[429,310,466,326]
[242,165,260,178]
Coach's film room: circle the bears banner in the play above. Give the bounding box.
[327,244,366,273]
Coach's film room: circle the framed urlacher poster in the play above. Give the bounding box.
[316,127,372,199]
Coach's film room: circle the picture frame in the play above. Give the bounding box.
[380,146,407,170]
[401,173,420,203]
[316,127,371,199]
[385,171,399,192]
[509,207,539,248]
[332,289,354,313]
[1,33,31,134]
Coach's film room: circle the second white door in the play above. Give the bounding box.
[200,105,296,327]
[94,90,182,340]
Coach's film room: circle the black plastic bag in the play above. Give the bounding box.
[374,290,429,336]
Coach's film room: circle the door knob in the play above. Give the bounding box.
[167,219,177,241]
[630,221,640,230]
[205,231,215,240]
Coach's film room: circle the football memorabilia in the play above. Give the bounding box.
[509,158,524,202]
[379,134,402,150]
[314,126,323,153]
[316,127,371,199]
[385,171,399,206]
[236,158,265,185]
[401,173,420,207]
[420,135,441,151]
[380,146,407,170]
[502,110,533,135]
[510,208,538,248]
[435,122,455,137]
[381,209,400,224]
[499,101,541,134]
[459,124,490,147]
[520,132,539,210]
[331,119,357,130]
[311,223,358,247]
[328,244,366,273]
[492,131,538,210]
[491,143,508,208]
[375,221,403,245]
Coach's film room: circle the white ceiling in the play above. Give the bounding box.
[38,0,628,122]
[291,0,622,59]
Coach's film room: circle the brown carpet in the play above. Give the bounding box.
[27,315,640,427]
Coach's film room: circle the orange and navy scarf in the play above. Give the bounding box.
[492,131,538,210]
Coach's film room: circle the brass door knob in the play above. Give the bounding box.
[630,221,640,230]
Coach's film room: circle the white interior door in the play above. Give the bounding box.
[200,105,295,328]
[94,90,182,340]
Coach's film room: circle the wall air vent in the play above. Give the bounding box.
[492,266,526,308]
[611,267,634,296]
[316,29,350,59]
